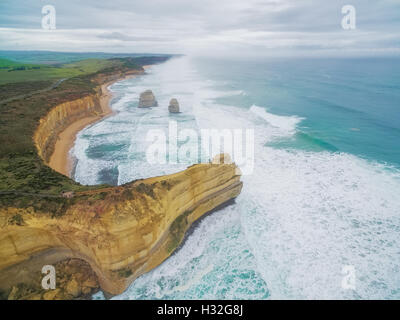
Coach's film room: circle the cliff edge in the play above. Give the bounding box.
[0,159,242,296]
[0,59,243,299]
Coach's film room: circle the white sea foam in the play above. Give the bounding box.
[71,56,400,300]
[250,105,303,134]
[114,207,269,300]
[189,64,400,299]
[239,148,400,299]
[192,81,400,299]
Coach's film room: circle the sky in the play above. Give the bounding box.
[0,0,399,57]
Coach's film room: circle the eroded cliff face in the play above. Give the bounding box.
[0,161,242,296]
[33,70,143,164]
[34,94,103,163]
[0,68,243,299]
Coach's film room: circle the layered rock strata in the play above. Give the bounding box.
[0,69,243,300]
[138,90,158,108]
[0,159,242,296]
[168,98,180,113]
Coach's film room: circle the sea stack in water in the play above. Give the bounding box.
[168,98,180,113]
[138,90,158,108]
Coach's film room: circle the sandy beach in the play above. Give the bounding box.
[48,69,151,177]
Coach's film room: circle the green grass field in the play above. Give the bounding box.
[0,58,122,85]
[0,58,33,68]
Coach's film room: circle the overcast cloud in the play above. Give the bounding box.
[0,0,399,57]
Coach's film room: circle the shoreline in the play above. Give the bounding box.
[48,68,151,177]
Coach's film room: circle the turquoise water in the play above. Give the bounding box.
[71,56,400,299]
[194,57,400,165]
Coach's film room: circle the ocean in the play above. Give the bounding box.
[70,56,400,299]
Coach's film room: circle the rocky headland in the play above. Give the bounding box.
[0,60,243,299]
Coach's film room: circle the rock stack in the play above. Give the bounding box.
[138,90,158,108]
[168,98,180,113]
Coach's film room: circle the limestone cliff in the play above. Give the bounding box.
[138,89,158,108]
[1,67,243,299]
[34,95,103,163]
[0,160,242,296]
[34,70,143,164]
[168,98,180,113]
